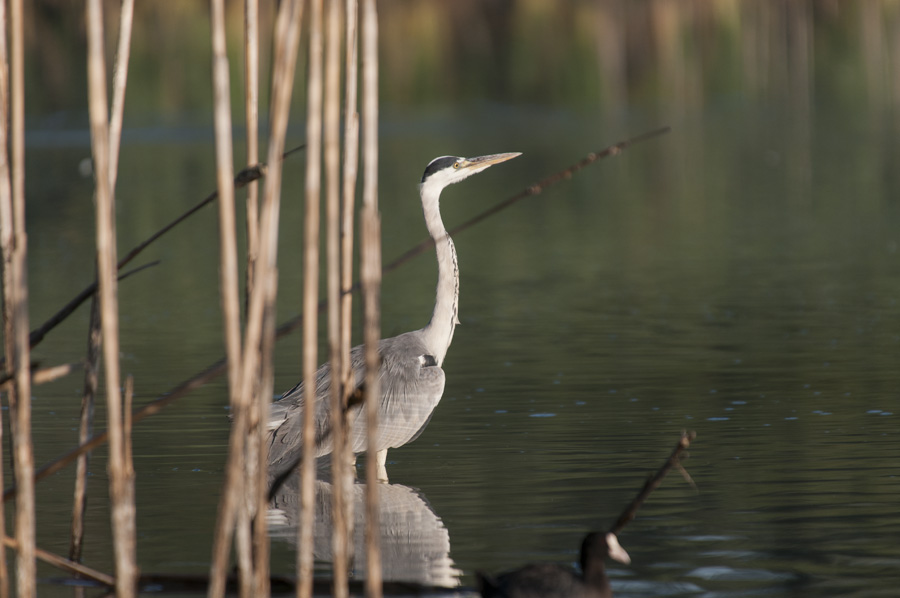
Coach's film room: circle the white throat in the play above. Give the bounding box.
[419,179,459,366]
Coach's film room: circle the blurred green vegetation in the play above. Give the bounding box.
[23,0,900,126]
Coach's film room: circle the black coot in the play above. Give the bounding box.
[477,531,630,598]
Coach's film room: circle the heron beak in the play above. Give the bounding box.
[460,152,522,171]
[606,533,631,565]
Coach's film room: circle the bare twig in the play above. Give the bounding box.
[2,536,115,588]
[608,430,696,536]
[0,361,80,388]
[384,127,672,278]
[30,362,82,386]
[4,357,229,503]
[24,150,302,352]
[361,0,382,595]
[70,293,99,564]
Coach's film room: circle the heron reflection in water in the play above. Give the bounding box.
[267,153,521,483]
[268,472,460,587]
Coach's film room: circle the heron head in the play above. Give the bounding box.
[420,152,521,190]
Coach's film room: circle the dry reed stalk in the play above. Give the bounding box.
[338,0,360,570]
[69,0,132,550]
[8,0,36,593]
[244,0,260,307]
[0,4,9,593]
[86,1,137,595]
[239,0,305,594]
[69,298,100,564]
[2,536,115,588]
[206,0,255,594]
[361,0,382,594]
[324,0,351,595]
[341,0,359,410]
[300,0,325,595]
[108,0,134,190]
[241,3,261,590]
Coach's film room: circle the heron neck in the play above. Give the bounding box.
[420,184,458,366]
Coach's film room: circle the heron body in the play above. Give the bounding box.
[477,532,631,598]
[267,152,521,482]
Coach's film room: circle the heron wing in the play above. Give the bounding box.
[266,330,446,469]
[346,331,446,453]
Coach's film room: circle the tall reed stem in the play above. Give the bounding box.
[206,0,252,594]
[324,0,350,595]
[86,0,136,595]
[300,0,324,594]
[0,0,14,593]
[361,0,382,595]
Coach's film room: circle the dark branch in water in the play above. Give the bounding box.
[609,429,695,536]
[4,131,667,502]
[23,146,306,351]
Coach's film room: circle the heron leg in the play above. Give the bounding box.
[375,449,389,483]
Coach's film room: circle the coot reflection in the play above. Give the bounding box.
[478,532,630,598]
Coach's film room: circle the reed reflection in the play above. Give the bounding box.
[269,472,460,587]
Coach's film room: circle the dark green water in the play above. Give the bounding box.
[15,99,900,597]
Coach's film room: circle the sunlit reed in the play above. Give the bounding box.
[301,0,325,594]
[0,0,14,592]
[340,4,360,573]
[361,0,383,595]
[206,0,249,593]
[242,3,262,589]
[7,0,35,592]
[325,0,351,595]
[249,0,305,594]
[86,0,137,595]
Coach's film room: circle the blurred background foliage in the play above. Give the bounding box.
[22,0,900,126]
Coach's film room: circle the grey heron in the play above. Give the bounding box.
[477,532,630,598]
[267,152,521,484]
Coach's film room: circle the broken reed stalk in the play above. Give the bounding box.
[300,0,325,595]
[324,0,350,596]
[8,0,37,593]
[0,362,83,388]
[86,1,137,595]
[206,0,254,595]
[361,0,383,595]
[608,430,696,536]
[69,298,101,564]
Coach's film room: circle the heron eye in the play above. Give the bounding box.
[453,162,460,169]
